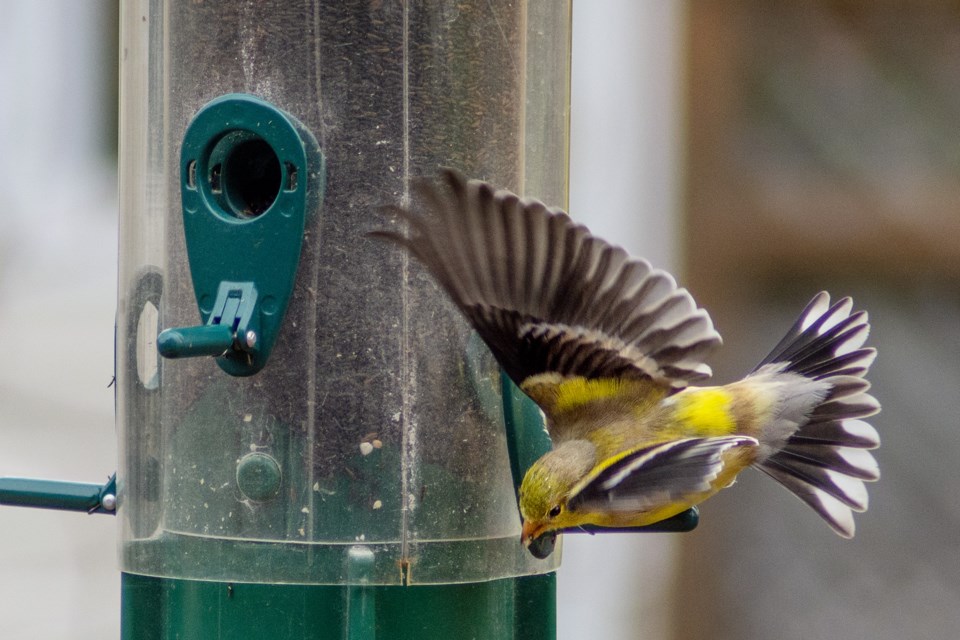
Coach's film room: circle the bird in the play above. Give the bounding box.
[371,168,880,551]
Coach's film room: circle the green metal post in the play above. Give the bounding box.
[0,475,116,514]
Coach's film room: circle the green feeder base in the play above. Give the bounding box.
[121,572,555,640]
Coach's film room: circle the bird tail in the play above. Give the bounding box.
[750,292,880,538]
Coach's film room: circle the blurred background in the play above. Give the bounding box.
[0,1,957,638]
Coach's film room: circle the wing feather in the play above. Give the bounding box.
[371,168,722,394]
[567,436,758,513]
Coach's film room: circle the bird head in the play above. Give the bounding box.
[518,440,597,546]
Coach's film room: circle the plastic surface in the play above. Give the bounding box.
[117,1,571,585]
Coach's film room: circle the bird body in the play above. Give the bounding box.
[373,168,880,550]
[515,368,832,541]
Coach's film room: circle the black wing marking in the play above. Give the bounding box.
[567,436,757,513]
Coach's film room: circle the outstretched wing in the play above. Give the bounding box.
[371,168,722,404]
[567,436,758,514]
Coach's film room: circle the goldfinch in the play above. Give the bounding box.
[372,168,880,550]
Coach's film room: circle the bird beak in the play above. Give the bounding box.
[520,520,540,547]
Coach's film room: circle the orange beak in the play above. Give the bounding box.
[520,520,542,546]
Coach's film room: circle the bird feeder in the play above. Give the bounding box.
[116,2,569,637]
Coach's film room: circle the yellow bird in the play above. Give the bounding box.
[373,168,880,551]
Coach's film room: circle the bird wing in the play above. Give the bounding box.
[371,168,722,431]
[566,436,758,514]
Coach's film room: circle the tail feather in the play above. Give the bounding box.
[756,463,861,538]
[820,375,870,399]
[757,294,860,370]
[788,418,880,449]
[753,292,880,538]
[775,443,880,481]
[809,393,881,421]
[801,347,875,379]
[763,456,868,511]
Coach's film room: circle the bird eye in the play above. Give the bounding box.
[548,505,562,518]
